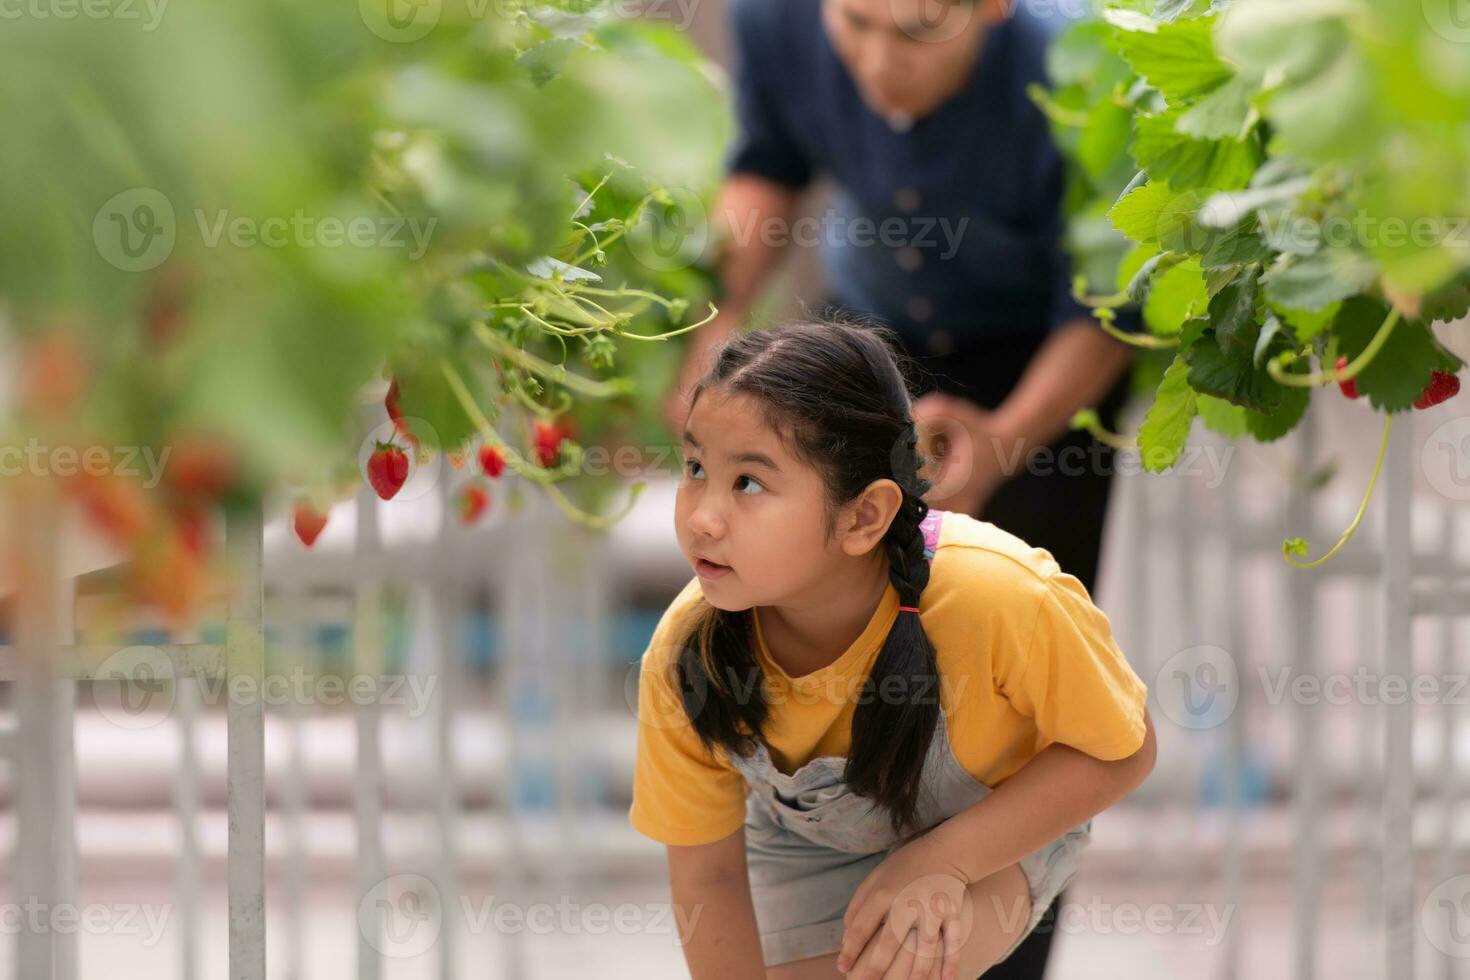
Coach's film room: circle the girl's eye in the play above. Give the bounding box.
[684,459,763,495]
[735,474,765,495]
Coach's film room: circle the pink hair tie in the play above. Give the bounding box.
[898,605,920,614]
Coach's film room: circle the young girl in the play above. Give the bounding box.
[631,320,1155,980]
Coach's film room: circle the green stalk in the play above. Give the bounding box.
[1282,415,1390,569]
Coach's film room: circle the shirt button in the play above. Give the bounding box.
[895,245,922,272]
[927,328,954,356]
[906,296,935,323]
[894,186,922,214]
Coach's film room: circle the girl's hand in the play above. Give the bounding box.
[836,833,974,980]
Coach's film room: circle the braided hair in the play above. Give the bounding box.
[673,318,942,835]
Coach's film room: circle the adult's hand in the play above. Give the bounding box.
[911,392,1007,517]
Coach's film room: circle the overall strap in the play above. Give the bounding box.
[918,508,944,566]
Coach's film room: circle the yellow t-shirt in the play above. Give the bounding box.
[629,511,1148,847]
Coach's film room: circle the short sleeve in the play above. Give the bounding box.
[723,0,815,189]
[997,571,1148,760]
[629,621,749,846]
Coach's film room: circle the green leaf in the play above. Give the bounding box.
[1108,14,1235,102]
[1422,278,1470,325]
[1108,181,1211,251]
[526,255,602,282]
[1244,381,1308,442]
[1186,332,1283,413]
[1144,258,1209,335]
[1332,297,1463,413]
[390,354,486,451]
[1196,393,1250,436]
[1197,177,1313,229]
[1176,75,1258,140]
[1215,0,1353,83]
[1178,316,1210,349]
[1139,352,1198,471]
[1153,0,1210,23]
[1130,111,1260,189]
[1200,224,1274,269]
[517,38,589,87]
[1079,99,1137,186]
[1209,267,1262,354]
[1274,302,1339,343]
[1253,311,1292,368]
[1260,248,1377,312]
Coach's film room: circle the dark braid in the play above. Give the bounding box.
[845,347,942,835]
[673,318,944,835]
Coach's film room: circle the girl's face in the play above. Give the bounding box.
[675,389,841,611]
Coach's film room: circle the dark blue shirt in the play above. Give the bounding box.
[726,0,1093,353]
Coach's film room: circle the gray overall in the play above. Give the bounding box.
[727,510,1092,967]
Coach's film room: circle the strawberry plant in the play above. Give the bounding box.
[1036,0,1469,566]
[0,0,728,625]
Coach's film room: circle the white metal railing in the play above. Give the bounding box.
[1105,398,1469,980]
[2,393,1466,979]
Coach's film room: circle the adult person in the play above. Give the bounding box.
[660,0,1139,974]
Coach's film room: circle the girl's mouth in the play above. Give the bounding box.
[695,558,732,579]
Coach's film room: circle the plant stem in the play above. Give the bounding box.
[1284,415,1391,569]
[1099,317,1179,349]
[1268,308,1401,388]
[440,359,648,529]
[472,321,633,398]
[614,302,720,341]
[1071,410,1139,450]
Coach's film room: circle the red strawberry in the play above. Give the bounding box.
[129,529,206,626]
[1335,356,1358,399]
[457,484,491,525]
[176,504,211,558]
[75,473,155,546]
[447,446,468,470]
[144,264,192,350]
[367,441,410,500]
[293,501,329,547]
[478,444,506,478]
[533,421,563,468]
[21,329,88,420]
[384,378,419,447]
[166,432,238,501]
[1413,369,1461,410]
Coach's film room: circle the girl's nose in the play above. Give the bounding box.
[686,495,727,539]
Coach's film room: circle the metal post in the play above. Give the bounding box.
[354,485,386,980]
[1432,506,1460,980]
[1219,448,1245,980]
[14,489,63,980]
[177,654,203,980]
[1289,411,1321,980]
[227,503,267,980]
[432,478,461,980]
[1381,415,1414,980]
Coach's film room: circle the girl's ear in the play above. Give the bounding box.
[840,479,904,557]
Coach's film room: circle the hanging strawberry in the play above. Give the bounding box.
[165,430,239,502]
[457,484,491,525]
[292,500,329,547]
[384,378,419,448]
[367,441,410,500]
[478,444,506,478]
[533,420,563,468]
[1412,370,1460,410]
[1335,357,1359,400]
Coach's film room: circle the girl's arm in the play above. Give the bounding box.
[667,827,768,980]
[930,707,1157,884]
